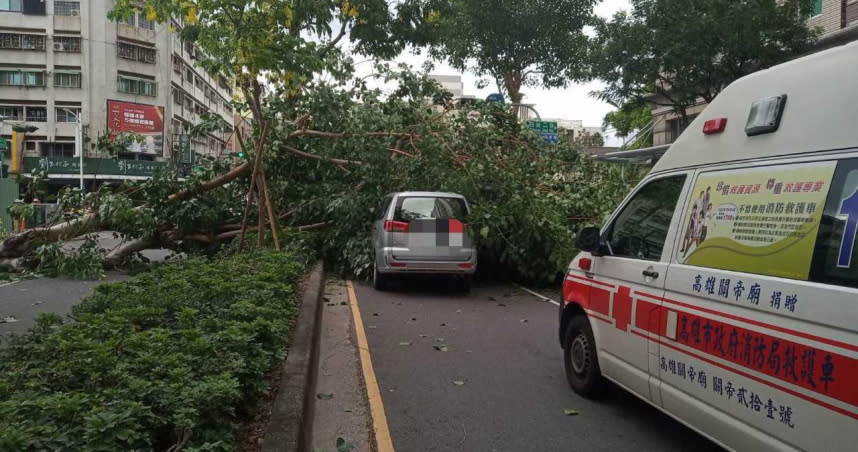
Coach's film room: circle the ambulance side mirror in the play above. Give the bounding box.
[576,227,604,256]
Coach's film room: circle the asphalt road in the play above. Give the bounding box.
[353,277,722,452]
[0,273,129,337]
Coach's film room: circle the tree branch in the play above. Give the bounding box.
[282,145,364,166]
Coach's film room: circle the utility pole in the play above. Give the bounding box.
[60,108,84,193]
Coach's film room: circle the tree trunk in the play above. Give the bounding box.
[503,70,524,104]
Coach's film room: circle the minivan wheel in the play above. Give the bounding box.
[457,275,472,293]
[563,315,607,397]
[373,265,388,291]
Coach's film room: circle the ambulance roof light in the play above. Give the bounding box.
[745,94,787,136]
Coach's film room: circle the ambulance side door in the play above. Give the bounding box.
[587,173,690,401]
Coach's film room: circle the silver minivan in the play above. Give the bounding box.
[372,191,476,291]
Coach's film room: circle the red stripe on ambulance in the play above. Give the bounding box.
[563,274,858,415]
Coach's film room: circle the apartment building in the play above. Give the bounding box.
[650,0,858,147]
[0,0,234,186]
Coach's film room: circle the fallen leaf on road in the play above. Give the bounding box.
[33,300,43,306]
[343,408,353,413]
[433,344,448,352]
[340,301,347,305]
[367,325,377,329]
[520,319,529,323]
[453,380,466,386]
[456,309,462,313]
[1,316,18,323]
[372,313,379,316]
[487,296,497,301]
[436,338,445,342]
[398,341,411,346]
[336,437,355,452]
[316,393,334,400]
[419,334,428,338]
[563,409,580,416]
[497,303,506,307]
[327,303,336,307]
[411,317,417,321]
[323,297,331,301]
[440,323,446,326]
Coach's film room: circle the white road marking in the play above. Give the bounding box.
[0,280,21,288]
[517,285,561,306]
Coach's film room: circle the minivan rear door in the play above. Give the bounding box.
[389,195,472,262]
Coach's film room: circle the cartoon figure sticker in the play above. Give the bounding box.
[680,162,837,280]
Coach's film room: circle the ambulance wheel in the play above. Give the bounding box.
[373,265,388,291]
[563,315,607,398]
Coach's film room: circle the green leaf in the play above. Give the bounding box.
[563,409,580,416]
[336,437,355,452]
[316,393,334,400]
[398,341,411,346]
[452,380,466,386]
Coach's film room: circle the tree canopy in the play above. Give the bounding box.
[591,0,820,118]
[422,0,597,104]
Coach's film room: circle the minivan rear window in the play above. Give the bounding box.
[394,197,468,222]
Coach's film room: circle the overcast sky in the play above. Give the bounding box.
[349,0,632,144]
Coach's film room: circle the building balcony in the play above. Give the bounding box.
[53,15,81,32]
[116,23,157,45]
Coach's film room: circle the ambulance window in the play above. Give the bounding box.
[811,159,858,289]
[605,175,686,261]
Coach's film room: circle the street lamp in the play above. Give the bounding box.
[58,108,84,193]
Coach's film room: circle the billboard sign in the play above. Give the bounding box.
[107,100,164,155]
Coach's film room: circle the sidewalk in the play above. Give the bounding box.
[311,278,373,452]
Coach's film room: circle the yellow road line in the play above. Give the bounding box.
[346,280,395,452]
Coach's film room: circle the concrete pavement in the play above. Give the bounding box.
[349,276,722,452]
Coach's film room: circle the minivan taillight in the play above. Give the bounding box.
[384,220,409,232]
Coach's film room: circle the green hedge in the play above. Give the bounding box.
[0,251,305,451]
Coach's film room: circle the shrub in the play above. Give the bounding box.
[0,251,305,451]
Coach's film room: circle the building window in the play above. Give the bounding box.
[173,88,183,105]
[54,72,81,88]
[119,12,135,27]
[0,70,45,86]
[812,0,822,16]
[138,14,155,30]
[53,36,81,52]
[21,34,45,50]
[55,107,80,122]
[185,67,193,83]
[25,106,47,122]
[0,105,23,120]
[172,55,182,74]
[41,142,75,158]
[223,102,233,114]
[195,75,202,88]
[54,1,79,16]
[1,33,45,50]
[0,0,22,12]
[23,71,45,86]
[117,75,156,96]
[117,42,157,64]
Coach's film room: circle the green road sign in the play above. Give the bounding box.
[526,120,558,134]
[0,137,7,149]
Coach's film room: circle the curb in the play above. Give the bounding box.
[263,261,325,452]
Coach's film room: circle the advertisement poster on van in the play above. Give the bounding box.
[107,100,165,155]
[679,162,836,280]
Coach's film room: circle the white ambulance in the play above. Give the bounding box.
[560,42,858,450]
